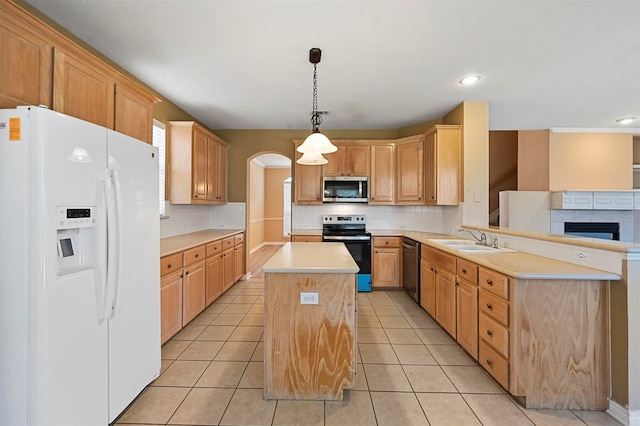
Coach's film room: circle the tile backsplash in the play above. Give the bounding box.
[160,202,246,238]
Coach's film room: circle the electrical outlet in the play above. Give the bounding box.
[574,250,592,263]
[300,292,319,305]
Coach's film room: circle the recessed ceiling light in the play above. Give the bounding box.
[616,117,637,125]
[459,75,481,86]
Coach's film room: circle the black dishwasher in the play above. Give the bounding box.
[402,238,420,302]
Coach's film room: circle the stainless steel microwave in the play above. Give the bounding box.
[322,176,368,203]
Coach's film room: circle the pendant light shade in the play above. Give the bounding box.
[296,48,337,160]
[297,131,337,154]
[296,151,329,165]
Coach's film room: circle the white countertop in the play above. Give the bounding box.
[161,229,244,257]
[262,242,359,274]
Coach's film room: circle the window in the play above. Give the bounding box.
[152,120,166,216]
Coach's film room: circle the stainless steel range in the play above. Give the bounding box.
[322,215,372,291]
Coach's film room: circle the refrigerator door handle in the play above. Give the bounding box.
[109,168,124,318]
[101,168,120,320]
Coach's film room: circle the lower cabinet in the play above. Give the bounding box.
[420,258,436,317]
[456,258,479,360]
[291,235,323,242]
[435,267,456,337]
[372,236,402,288]
[160,231,244,344]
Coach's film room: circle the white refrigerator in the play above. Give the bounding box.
[0,107,161,425]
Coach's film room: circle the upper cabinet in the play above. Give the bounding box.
[0,0,158,143]
[167,121,229,205]
[424,125,461,205]
[369,144,395,205]
[323,143,370,177]
[293,140,323,205]
[395,135,424,204]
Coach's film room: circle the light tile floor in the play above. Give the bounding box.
[116,277,622,426]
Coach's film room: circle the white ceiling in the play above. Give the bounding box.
[26,0,640,133]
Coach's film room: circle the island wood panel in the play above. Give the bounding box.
[510,279,609,410]
[264,272,356,400]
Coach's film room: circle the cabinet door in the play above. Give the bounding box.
[215,142,228,203]
[294,150,323,204]
[322,145,345,176]
[456,279,478,360]
[205,254,222,306]
[160,270,182,344]
[346,145,370,176]
[222,248,235,291]
[0,16,53,108]
[53,48,115,129]
[234,243,244,282]
[425,125,460,206]
[420,259,436,317]
[182,260,206,324]
[372,247,400,288]
[395,136,424,204]
[435,268,456,337]
[114,81,154,143]
[370,145,394,204]
[206,137,219,202]
[192,128,208,201]
[291,235,323,242]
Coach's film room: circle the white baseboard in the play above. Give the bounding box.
[607,398,631,426]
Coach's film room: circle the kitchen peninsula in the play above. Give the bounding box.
[262,242,359,400]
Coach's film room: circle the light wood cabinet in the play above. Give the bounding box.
[160,252,183,345]
[0,10,53,109]
[323,143,370,177]
[456,258,478,360]
[395,135,424,204]
[369,144,395,204]
[420,258,436,317]
[167,121,229,204]
[1,1,158,143]
[435,267,456,337]
[424,125,461,205]
[293,140,323,204]
[372,236,401,288]
[291,235,323,242]
[205,241,223,306]
[234,233,245,282]
[181,245,206,324]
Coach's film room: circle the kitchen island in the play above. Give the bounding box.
[262,242,359,401]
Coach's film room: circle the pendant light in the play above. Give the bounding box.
[296,48,337,165]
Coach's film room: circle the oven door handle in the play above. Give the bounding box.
[323,235,371,242]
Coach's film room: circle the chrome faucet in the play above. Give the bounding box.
[458,229,487,246]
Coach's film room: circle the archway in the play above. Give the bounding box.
[245,152,292,277]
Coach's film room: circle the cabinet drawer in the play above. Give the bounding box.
[422,245,456,273]
[234,233,244,245]
[479,313,509,359]
[479,290,509,326]
[222,236,235,250]
[456,258,478,284]
[183,245,205,266]
[479,339,509,390]
[161,253,183,277]
[291,235,323,242]
[374,236,401,248]
[206,240,222,257]
[479,267,509,300]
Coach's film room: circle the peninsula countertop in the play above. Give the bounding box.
[262,242,359,274]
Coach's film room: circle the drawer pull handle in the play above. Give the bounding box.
[486,330,493,336]
[486,303,493,310]
[486,279,493,286]
[195,254,199,258]
[486,359,493,367]
[168,264,172,268]
[461,268,467,274]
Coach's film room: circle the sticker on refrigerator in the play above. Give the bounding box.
[9,117,21,141]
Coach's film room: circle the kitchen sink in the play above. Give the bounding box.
[427,239,516,254]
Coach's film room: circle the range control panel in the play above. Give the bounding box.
[322,215,366,224]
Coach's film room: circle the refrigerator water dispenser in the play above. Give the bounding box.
[56,206,98,276]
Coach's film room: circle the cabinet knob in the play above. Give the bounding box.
[385,241,389,245]
[461,268,467,274]
[486,330,493,336]
[168,264,172,269]
[486,359,494,367]
[185,270,189,275]
[195,254,199,258]
[430,267,434,272]
[486,303,493,310]
[486,279,493,286]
